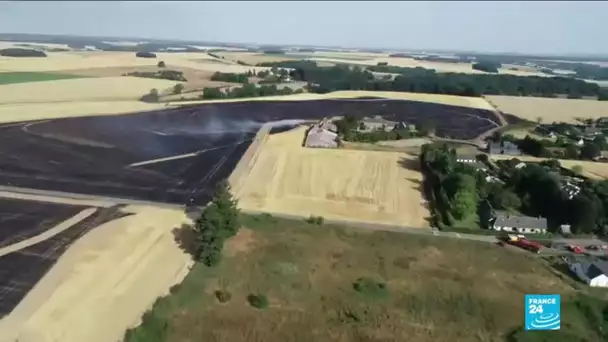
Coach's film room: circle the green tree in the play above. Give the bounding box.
[192,181,240,266]
[594,135,608,150]
[140,88,159,102]
[173,83,184,95]
[157,61,166,68]
[202,87,224,99]
[581,142,601,160]
[565,144,580,159]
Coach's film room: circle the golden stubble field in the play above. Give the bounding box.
[0,76,180,104]
[0,203,193,342]
[234,126,430,227]
[486,95,608,124]
[172,89,496,110]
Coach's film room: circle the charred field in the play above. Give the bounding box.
[0,98,500,205]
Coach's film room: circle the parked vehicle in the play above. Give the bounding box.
[500,234,543,254]
[568,245,584,254]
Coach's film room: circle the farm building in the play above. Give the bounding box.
[568,260,608,287]
[456,154,487,171]
[584,126,602,137]
[359,116,397,132]
[304,120,339,148]
[489,213,548,234]
[488,141,522,156]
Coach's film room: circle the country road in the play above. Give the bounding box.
[239,209,607,258]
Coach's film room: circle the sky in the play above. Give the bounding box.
[0,1,607,55]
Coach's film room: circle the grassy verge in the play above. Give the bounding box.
[0,72,86,85]
[124,213,605,342]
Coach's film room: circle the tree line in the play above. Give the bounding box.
[420,143,608,235]
[200,83,302,100]
[258,61,606,99]
[210,72,250,84]
[0,48,47,57]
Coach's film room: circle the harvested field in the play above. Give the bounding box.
[59,65,238,92]
[124,214,591,342]
[175,90,496,111]
[0,51,266,74]
[486,95,608,124]
[0,72,84,85]
[215,52,298,65]
[234,126,430,227]
[0,205,192,342]
[0,76,178,104]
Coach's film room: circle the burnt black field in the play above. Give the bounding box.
[0,205,129,318]
[0,198,87,248]
[0,99,500,205]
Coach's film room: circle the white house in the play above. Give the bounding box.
[569,261,608,287]
[490,214,548,234]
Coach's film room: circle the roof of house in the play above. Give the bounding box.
[493,214,548,230]
[585,127,601,134]
[456,154,478,160]
[578,261,608,279]
[362,116,397,125]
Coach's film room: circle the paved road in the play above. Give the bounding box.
[239,209,607,258]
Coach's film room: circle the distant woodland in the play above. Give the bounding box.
[0,48,47,57]
[259,61,607,99]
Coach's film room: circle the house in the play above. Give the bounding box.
[489,213,548,234]
[304,119,338,148]
[393,121,416,131]
[488,141,522,156]
[561,182,581,199]
[360,116,397,132]
[584,127,602,137]
[568,261,608,287]
[456,154,477,163]
[514,162,527,169]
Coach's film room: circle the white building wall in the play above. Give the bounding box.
[590,275,608,287]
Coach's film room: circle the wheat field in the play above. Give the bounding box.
[486,95,608,124]
[0,76,178,104]
[234,126,430,227]
[0,51,264,74]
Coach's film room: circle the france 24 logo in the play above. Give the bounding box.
[525,294,561,331]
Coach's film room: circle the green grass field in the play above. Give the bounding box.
[0,72,85,85]
[125,214,608,342]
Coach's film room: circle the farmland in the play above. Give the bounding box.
[124,214,603,342]
[0,203,192,342]
[234,126,430,227]
[486,95,608,124]
[0,72,84,85]
[0,76,179,104]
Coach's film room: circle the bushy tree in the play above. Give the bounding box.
[193,181,240,266]
[157,61,166,68]
[581,142,601,160]
[173,83,184,95]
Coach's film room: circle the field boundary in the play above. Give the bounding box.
[0,185,184,209]
[227,123,271,194]
[0,207,98,257]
